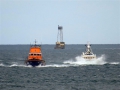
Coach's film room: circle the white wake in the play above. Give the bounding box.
[0,54,119,68]
[63,55,107,65]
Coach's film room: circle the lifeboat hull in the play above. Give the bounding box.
[25,60,45,67]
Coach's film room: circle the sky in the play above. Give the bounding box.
[0,0,120,44]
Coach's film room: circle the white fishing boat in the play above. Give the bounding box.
[82,42,96,60]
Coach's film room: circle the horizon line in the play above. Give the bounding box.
[0,43,120,45]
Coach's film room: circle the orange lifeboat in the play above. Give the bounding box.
[25,41,45,67]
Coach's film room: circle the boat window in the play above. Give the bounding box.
[31,54,33,55]
[34,54,36,56]
[37,54,41,56]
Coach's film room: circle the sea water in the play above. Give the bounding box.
[0,44,120,90]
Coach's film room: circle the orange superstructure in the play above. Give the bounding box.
[28,46,42,60]
[25,41,45,67]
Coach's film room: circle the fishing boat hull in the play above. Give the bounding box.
[82,55,96,60]
[25,59,45,67]
[82,52,96,60]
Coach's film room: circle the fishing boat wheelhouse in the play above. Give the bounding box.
[81,42,96,60]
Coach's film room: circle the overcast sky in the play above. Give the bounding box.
[0,0,120,44]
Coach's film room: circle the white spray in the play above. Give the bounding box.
[63,54,107,65]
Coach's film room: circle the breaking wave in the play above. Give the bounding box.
[0,63,27,67]
[37,64,70,68]
[109,62,120,65]
[0,63,71,68]
[0,63,4,66]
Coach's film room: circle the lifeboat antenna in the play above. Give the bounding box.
[40,42,42,47]
[30,42,32,47]
[35,39,37,46]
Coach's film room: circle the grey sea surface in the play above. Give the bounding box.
[0,44,120,90]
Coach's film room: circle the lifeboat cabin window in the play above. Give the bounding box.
[37,54,41,56]
[29,54,33,56]
[29,54,41,56]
